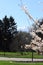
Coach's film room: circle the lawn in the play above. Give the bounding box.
[0,61,43,65]
[0,52,43,59]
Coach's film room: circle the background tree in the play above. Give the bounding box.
[16,31,32,52]
[9,31,32,52]
[0,16,17,51]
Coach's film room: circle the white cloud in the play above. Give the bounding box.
[17,26,29,32]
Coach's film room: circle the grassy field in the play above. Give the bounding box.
[0,52,43,59]
[0,61,43,65]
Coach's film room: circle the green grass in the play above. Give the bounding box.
[0,52,43,59]
[0,61,43,65]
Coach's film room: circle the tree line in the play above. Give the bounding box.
[0,15,43,52]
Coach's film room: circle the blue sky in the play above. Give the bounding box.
[0,0,43,32]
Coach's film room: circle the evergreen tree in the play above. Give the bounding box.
[0,16,17,51]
